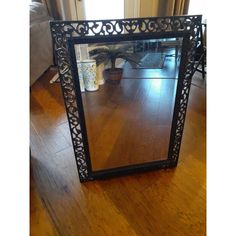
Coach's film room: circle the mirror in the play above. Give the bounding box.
[74,38,182,171]
[50,16,202,181]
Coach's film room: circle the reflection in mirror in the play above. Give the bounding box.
[74,38,183,171]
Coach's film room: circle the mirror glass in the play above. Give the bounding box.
[74,37,183,171]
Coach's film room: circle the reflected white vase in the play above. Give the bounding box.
[76,61,85,92]
[80,59,99,92]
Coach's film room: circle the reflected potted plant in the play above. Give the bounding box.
[89,44,140,83]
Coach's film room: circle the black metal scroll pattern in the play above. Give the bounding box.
[51,15,201,37]
[50,15,201,180]
[170,19,201,161]
[50,28,88,181]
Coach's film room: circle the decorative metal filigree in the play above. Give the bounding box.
[50,15,202,182]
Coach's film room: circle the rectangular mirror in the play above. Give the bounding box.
[50,16,202,181]
[74,38,182,171]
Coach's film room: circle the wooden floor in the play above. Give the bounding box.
[30,68,206,236]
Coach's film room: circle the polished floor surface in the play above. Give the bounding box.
[30,67,206,235]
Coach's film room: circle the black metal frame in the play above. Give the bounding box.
[50,15,202,182]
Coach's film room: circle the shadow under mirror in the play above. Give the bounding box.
[74,37,183,171]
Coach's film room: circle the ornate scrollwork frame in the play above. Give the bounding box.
[50,15,202,182]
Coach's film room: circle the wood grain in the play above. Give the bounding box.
[30,68,206,236]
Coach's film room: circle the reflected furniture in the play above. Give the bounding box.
[30,1,54,86]
[192,23,206,79]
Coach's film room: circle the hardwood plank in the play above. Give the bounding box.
[30,171,59,236]
[30,67,206,236]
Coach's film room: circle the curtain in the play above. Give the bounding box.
[139,0,190,17]
[157,0,190,16]
[41,0,77,20]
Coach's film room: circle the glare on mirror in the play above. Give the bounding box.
[74,38,183,171]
